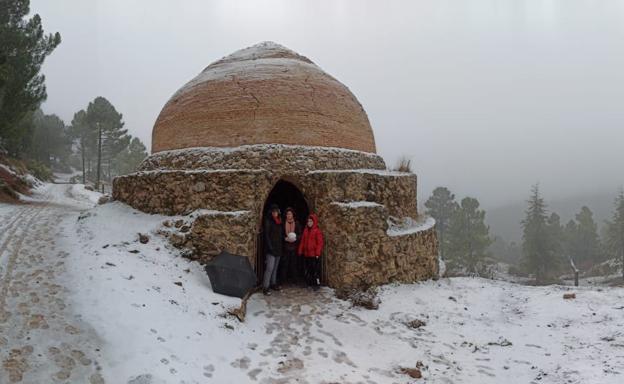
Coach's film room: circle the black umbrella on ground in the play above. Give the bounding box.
[204,250,257,298]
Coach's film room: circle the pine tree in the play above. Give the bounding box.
[85,97,128,189]
[521,184,557,282]
[111,136,148,176]
[573,206,602,267]
[563,219,579,265]
[28,112,70,167]
[68,109,95,184]
[0,0,61,154]
[546,212,564,273]
[606,190,624,280]
[445,197,492,275]
[425,187,458,259]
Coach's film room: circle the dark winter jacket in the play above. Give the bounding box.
[298,214,324,258]
[264,215,284,257]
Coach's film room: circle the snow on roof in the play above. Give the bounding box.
[308,169,412,177]
[386,216,436,237]
[150,144,382,159]
[127,169,266,177]
[211,41,313,66]
[331,201,384,209]
[192,209,251,217]
[172,56,321,99]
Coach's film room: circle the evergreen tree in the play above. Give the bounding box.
[605,190,624,280]
[425,187,458,259]
[68,109,95,184]
[521,184,557,282]
[546,212,564,272]
[573,206,602,266]
[445,197,492,275]
[111,136,148,176]
[85,97,128,189]
[29,111,70,167]
[563,219,579,265]
[0,0,61,154]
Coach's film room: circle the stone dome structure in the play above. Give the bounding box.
[113,42,438,289]
[152,41,376,154]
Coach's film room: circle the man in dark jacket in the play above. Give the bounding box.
[263,204,283,295]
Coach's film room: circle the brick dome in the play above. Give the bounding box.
[151,42,377,154]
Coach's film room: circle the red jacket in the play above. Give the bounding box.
[298,214,324,258]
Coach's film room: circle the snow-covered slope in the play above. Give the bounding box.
[60,202,624,383]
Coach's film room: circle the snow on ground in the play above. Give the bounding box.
[53,169,82,183]
[2,187,624,383]
[60,201,624,383]
[18,182,101,209]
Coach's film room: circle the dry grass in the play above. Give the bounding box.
[393,156,412,173]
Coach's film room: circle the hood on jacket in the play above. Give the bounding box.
[307,213,319,229]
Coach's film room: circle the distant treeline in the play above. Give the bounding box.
[425,186,624,283]
[0,1,147,186]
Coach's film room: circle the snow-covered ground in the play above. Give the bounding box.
[1,184,624,383]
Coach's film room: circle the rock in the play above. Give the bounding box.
[563,293,576,300]
[97,195,110,205]
[84,185,94,191]
[400,367,422,379]
[193,181,206,192]
[406,319,426,329]
[138,233,150,244]
[169,233,186,247]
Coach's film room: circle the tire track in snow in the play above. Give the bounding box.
[0,206,36,272]
[0,204,47,321]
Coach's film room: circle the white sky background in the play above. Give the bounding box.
[31,0,624,208]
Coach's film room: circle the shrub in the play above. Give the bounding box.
[27,161,53,182]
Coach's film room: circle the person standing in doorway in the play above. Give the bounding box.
[263,204,283,295]
[281,207,301,285]
[298,213,324,290]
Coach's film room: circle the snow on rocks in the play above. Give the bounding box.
[387,216,436,237]
[331,200,384,209]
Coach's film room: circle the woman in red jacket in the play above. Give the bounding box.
[298,213,324,290]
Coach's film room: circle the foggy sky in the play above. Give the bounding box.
[31,0,624,208]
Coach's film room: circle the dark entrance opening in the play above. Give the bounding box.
[256,180,309,285]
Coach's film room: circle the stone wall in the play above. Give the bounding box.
[113,169,272,215]
[138,144,386,173]
[113,147,437,289]
[320,203,438,288]
[301,170,418,218]
[187,211,256,265]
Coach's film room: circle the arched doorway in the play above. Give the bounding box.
[257,180,310,285]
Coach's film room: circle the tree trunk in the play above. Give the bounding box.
[81,140,86,184]
[95,123,102,190]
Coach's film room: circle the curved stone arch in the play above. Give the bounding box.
[255,175,313,232]
[254,175,314,281]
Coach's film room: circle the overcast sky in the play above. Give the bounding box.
[31,0,624,208]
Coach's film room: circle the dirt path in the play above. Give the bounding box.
[0,185,105,384]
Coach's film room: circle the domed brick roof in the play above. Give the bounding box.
[151,42,377,154]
